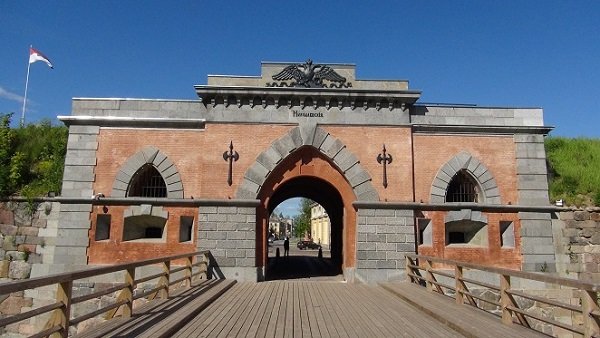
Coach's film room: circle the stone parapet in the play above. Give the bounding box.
[355,208,414,283]
[554,209,600,283]
[198,204,256,281]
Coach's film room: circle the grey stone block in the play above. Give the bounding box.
[323,139,345,159]
[60,204,92,212]
[69,125,100,134]
[347,167,372,188]
[244,163,270,185]
[63,166,95,182]
[517,174,549,190]
[237,180,260,196]
[299,123,317,145]
[358,225,377,234]
[333,148,359,173]
[514,134,544,143]
[358,209,375,217]
[516,158,547,175]
[256,148,280,171]
[357,260,377,269]
[357,189,379,201]
[376,260,396,269]
[312,127,329,148]
[386,234,406,243]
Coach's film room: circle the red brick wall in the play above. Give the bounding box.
[325,126,414,201]
[418,211,522,269]
[90,125,522,269]
[413,134,518,204]
[88,206,198,264]
[94,124,293,199]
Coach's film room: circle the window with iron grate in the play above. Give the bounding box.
[446,170,479,203]
[128,164,167,198]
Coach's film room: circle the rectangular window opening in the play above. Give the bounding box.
[448,231,466,244]
[179,216,194,242]
[95,214,111,241]
[500,221,515,248]
[417,218,432,246]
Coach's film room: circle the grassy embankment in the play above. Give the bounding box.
[545,137,600,207]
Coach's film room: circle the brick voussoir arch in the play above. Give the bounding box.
[430,151,501,204]
[236,123,379,201]
[111,146,184,198]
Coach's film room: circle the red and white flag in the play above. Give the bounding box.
[29,47,53,69]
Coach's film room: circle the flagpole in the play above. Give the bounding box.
[21,46,32,127]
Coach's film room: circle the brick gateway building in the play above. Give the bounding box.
[53,60,555,282]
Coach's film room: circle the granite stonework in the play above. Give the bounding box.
[48,124,99,270]
[53,60,555,284]
[355,208,415,283]
[197,205,257,281]
[515,134,556,272]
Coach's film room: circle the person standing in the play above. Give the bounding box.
[283,237,290,257]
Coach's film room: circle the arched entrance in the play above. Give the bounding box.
[266,177,343,279]
[255,146,358,281]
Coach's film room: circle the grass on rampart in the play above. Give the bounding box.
[546,137,600,206]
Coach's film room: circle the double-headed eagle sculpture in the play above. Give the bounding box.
[271,59,347,88]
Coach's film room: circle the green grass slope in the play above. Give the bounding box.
[545,137,600,207]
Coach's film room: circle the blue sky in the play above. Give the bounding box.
[4,1,598,216]
[2,1,599,136]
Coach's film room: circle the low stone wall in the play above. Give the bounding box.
[554,208,600,282]
[0,201,58,336]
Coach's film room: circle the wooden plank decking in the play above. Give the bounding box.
[76,280,549,337]
[172,281,468,338]
[380,282,549,338]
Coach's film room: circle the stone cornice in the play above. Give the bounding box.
[194,85,421,111]
[411,124,553,135]
[58,116,206,129]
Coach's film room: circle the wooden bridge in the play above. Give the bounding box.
[1,251,599,337]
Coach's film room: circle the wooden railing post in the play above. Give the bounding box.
[455,265,464,305]
[425,259,433,292]
[123,268,135,318]
[50,281,72,338]
[405,256,412,283]
[500,274,512,325]
[185,256,193,287]
[159,261,170,299]
[582,290,600,338]
[200,253,208,280]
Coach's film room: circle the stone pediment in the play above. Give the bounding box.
[197,60,421,111]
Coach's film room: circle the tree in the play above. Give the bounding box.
[293,198,313,238]
[0,113,15,195]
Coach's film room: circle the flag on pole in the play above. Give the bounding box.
[29,47,53,69]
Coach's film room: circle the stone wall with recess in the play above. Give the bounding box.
[553,208,600,283]
[0,201,60,337]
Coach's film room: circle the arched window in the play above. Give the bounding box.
[446,170,479,203]
[128,164,167,198]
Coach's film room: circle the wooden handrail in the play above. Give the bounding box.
[0,250,213,338]
[406,253,600,338]
[0,250,211,295]
[406,253,600,292]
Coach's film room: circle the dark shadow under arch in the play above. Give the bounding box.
[266,176,344,280]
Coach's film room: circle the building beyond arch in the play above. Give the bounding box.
[51,60,555,282]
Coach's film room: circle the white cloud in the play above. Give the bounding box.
[0,86,24,103]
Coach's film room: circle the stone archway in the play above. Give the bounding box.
[235,123,378,202]
[430,151,501,204]
[238,124,376,281]
[111,146,184,198]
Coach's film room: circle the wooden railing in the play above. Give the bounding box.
[405,254,600,338]
[0,250,212,338]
